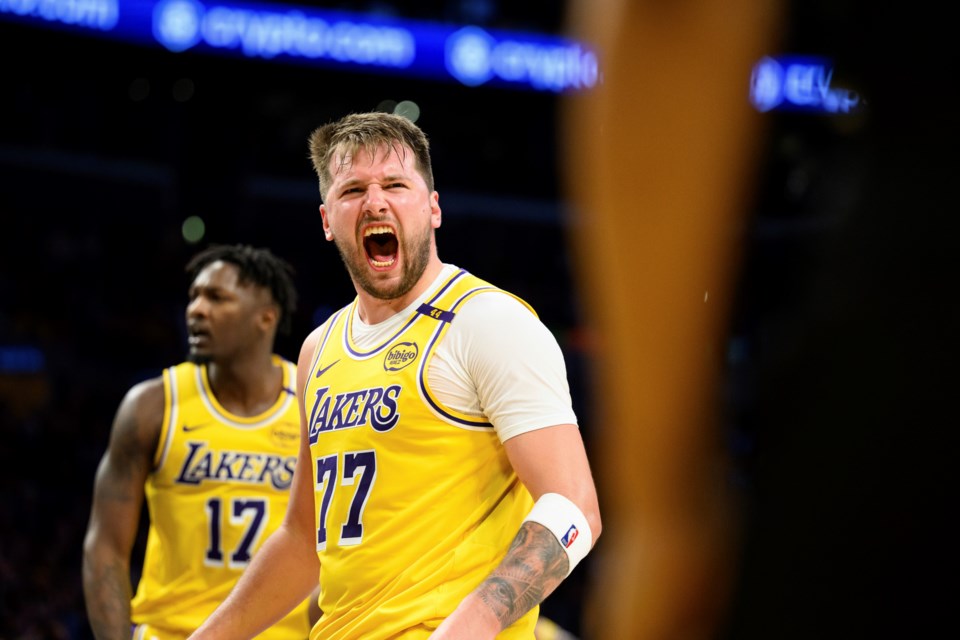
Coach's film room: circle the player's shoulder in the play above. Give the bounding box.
[452,268,535,314]
[120,373,165,411]
[457,285,537,324]
[110,373,166,447]
[300,323,328,360]
[123,359,199,418]
[295,314,340,381]
[301,300,353,350]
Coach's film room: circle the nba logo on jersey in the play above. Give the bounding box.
[561,524,578,548]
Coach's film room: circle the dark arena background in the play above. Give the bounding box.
[0,1,955,638]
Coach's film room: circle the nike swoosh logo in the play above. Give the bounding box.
[182,422,214,432]
[315,359,340,379]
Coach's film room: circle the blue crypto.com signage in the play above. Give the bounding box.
[0,0,599,92]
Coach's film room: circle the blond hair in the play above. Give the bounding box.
[308,112,435,202]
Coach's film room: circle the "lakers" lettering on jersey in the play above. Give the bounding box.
[307,384,402,437]
[175,442,296,489]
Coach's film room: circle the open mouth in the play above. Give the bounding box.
[187,326,211,345]
[363,225,398,268]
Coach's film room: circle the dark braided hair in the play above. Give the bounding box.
[185,244,298,335]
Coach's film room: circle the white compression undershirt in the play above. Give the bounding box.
[349,264,578,442]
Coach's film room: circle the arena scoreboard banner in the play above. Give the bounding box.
[0,0,601,93]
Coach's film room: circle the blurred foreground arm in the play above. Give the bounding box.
[563,0,783,637]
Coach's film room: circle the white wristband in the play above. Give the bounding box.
[522,493,593,577]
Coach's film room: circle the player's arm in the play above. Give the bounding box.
[189,329,324,639]
[82,378,164,640]
[430,295,601,638]
[307,583,323,627]
[432,424,601,639]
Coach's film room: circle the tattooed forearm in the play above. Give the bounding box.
[475,522,569,631]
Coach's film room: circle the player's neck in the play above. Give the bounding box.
[205,350,281,417]
[356,259,444,325]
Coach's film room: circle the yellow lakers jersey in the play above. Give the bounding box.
[304,269,538,639]
[131,357,311,640]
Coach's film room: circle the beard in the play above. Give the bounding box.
[334,223,433,301]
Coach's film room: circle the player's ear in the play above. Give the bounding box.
[430,192,441,229]
[258,303,280,333]
[321,204,334,241]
